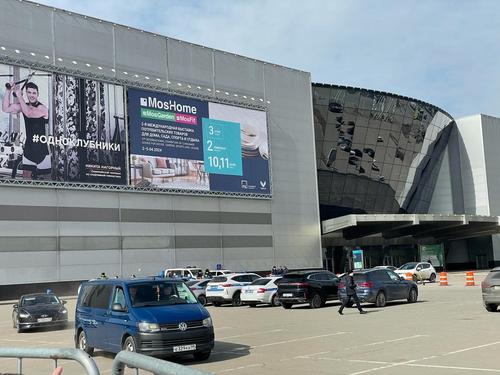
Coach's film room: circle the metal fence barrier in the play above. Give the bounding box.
[112,351,211,375]
[0,348,212,375]
[0,347,99,375]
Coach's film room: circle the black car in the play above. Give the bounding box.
[277,270,339,309]
[338,269,418,307]
[12,293,68,333]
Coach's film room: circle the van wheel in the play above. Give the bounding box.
[212,302,221,307]
[232,291,242,307]
[375,291,386,307]
[407,288,418,303]
[310,293,322,309]
[123,336,137,352]
[429,273,436,283]
[485,303,498,312]
[198,295,207,306]
[78,330,94,355]
[248,303,257,307]
[282,302,292,309]
[193,350,211,361]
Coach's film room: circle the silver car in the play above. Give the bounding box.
[482,267,500,312]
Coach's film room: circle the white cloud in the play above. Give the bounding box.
[35,0,500,118]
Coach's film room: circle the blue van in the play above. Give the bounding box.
[75,278,214,360]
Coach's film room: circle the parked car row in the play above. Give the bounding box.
[7,263,429,361]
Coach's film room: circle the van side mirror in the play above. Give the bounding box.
[112,303,126,312]
[13,304,18,309]
[416,267,422,271]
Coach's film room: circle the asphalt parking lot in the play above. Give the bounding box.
[0,271,498,375]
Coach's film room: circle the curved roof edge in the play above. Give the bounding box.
[312,82,454,120]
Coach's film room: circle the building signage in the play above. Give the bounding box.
[128,88,270,195]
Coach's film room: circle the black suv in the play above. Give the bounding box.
[277,270,339,309]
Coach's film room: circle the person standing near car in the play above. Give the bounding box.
[338,270,367,315]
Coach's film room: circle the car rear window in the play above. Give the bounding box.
[251,278,271,286]
[488,270,500,279]
[280,274,306,283]
[353,274,368,283]
[211,277,227,283]
[186,280,198,286]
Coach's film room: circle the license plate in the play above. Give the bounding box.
[210,285,218,289]
[283,293,293,297]
[173,344,196,353]
[37,317,52,323]
[245,289,253,293]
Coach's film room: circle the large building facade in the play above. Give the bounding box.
[314,83,500,272]
[0,0,322,288]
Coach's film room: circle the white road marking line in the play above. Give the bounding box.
[407,363,500,372]
[217,328,283,340]
[348,359,419,375]
[364,334,428,346]
[254,331,349,349]
[217,363,262,373]
[289,350,331,359]
[443,341,500,356]
[213,332,349,355]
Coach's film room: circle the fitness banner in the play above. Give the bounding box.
[128,87,271,195]
[0,63,126,184]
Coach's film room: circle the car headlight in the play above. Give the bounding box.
[137,322,160,333]
[202,317,213,328]
[19,310,30,318]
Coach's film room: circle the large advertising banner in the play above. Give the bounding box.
[128,88,270,195]
[0,63,126,184]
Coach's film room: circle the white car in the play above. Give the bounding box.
[241,276,282,307]
[395,262,437,282]
[187,279,211,306]
[206,273,261,306]
[164,267,203,280]
[209,269,233,277]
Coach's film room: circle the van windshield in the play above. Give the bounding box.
[128,281,198,307]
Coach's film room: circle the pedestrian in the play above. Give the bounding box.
[338,270,367,315]
[271,265,277,275]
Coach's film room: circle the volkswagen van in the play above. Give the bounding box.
[75,277,214,360]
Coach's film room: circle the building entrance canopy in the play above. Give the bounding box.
[322,214,500,242]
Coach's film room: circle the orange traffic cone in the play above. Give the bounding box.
[465,271,475,286]
[405,272,413,281]
[439,272,448,286]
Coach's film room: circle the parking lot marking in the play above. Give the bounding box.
[218,328,283,340]
[364,334,428,346]
[217,363,263,373]
[407,363,500,372]
[347,358,420,375]
[255,331,349,349]
[443,341,500,356]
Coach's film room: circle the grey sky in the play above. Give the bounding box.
[35,0,500,119]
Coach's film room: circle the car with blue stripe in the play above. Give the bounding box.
[241,276,282,307]
[206,273,261,306]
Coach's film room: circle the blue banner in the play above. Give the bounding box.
[128,88,270,196]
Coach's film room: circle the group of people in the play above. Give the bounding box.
[271,265,288,275]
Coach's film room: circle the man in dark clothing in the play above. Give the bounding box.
[338,270,367,315]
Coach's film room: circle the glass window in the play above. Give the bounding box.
[113,287,126,308]
[128,281,197,306]
[387,271,401,281]
[86,285,113,309]
[251,278,271,286]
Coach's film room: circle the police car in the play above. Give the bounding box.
[206,273,261,306]
[241,276,282,307]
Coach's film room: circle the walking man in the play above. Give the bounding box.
[338,270,367,315]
